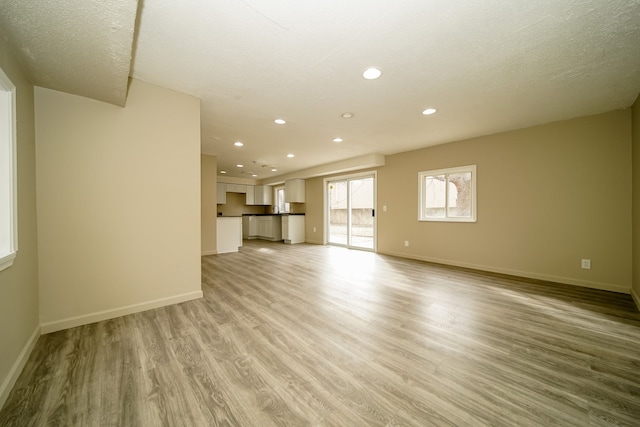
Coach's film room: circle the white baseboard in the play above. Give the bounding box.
[631,288,640,311]
[304,239,324,245]
[0,324,40,410]
[378,250,630,294]
[201,250,217,256]
[40,290,203,334]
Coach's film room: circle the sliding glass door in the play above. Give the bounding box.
[327,174,375,250]
[328,180,348,245]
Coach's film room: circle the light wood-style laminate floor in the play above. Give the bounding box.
[2,240,640,426]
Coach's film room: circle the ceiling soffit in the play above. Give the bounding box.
[0,0,139,106]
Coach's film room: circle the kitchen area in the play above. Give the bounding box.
[215,179,306,253]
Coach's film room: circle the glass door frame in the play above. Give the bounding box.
[323,171,377,252]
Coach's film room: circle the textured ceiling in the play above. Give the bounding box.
[0,0,138,106]
[131,0,640,179]
[2,1,639,179]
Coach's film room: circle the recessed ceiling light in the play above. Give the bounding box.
[363,67,382,80]
[422,108,437,115]
[271,167,277,172]
[274,119,286,125]
[252,174,258,177]
[287,154,294,158]
[234,141,244,147]
[332,137,343,143]
[341,112,353,119]
[236,164,243,168]
[220,170,227,174]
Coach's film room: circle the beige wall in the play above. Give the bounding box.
[376,110,632,293]
[288,203,306,215]
[201,154,218,255]
[35,79,202,332]
[305,111,633,293]
[304,177,325,244]
[0,37,40,407]
[632,95,640,306]
[217,192,268,217]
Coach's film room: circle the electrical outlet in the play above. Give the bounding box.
[404,240,409,247]
[383,205,387,212]
[581,259,591,269]
[313,226,317,233]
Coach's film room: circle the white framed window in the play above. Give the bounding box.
[275,186,289,213]
[0,67,17,271]
[419,165,476,222]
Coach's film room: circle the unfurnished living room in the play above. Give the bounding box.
[1,1,640,426]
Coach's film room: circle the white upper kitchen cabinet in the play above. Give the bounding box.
[254,185,273,205]
[285,179,305,203]
[226,183,246,193]
[216,182,226,204]
[245,185,255,205]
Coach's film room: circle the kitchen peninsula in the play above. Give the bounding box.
[216,216,242,253]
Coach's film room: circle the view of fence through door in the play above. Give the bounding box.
[327,175,375,250]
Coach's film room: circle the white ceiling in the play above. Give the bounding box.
[2,1,640,179]
[0,0,138,106]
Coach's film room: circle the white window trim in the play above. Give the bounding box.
[418,165,477,223]
[0,67,17,272]
[274,185,290,213]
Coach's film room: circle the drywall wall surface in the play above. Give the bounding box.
[304,177,325,244]
[632,95,640,306]
[0,36,40,408]
[201,154,217,255]
[35,79,202,330]
[377,110,632,293]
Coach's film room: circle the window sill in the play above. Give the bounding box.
[419,218,477,223]
[0,251,16,272]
